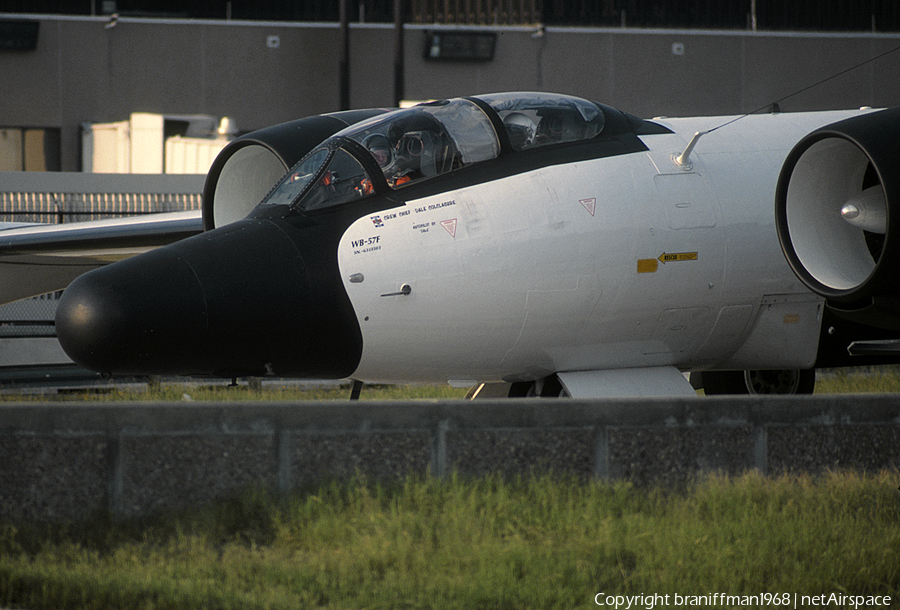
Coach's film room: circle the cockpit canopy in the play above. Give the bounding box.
[260,92,613,212]
[481,92,605,151]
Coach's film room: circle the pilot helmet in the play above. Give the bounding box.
[364,133,395,170]
[503,112,536,149]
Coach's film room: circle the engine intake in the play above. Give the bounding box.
[776,107,900,327]
[201,109,389,231]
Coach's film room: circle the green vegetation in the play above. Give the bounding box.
[815,366,900,394]
[3,364,900,403]
[0,368,898,607]
[0,381,471,402]
[1,471,898,609]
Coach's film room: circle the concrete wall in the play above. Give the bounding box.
[1,396,898,521]
[2,15,900,170]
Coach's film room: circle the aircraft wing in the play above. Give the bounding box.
[0,210,202,305]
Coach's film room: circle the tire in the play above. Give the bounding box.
[702,369,815,395]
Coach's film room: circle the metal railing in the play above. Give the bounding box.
[0,191,202,224]
[0,172,204,225]
[410,0,540,25]
[0,293,60,338]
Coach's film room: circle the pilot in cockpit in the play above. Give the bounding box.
[359,133,394,194]
[362,131,415,188]
[388,110,451,185]
[365,134,394,169]
[502,112,537,150]
[361,109,456,190]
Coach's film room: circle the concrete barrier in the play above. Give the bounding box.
[1,396,898,520]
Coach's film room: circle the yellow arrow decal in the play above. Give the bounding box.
[658,251,698,263]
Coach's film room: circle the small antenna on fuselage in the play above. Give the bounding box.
[672,41,900,166]
[674,130,708,168]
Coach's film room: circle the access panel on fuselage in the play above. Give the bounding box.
[636,164,725,361]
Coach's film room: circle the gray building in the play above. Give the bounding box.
[1,13,900,172]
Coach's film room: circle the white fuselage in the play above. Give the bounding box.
[338,109,875,384]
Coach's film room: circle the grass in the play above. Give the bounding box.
[0,380,472,402]
[1,471,898,609]
[0,368,898,607]
[2,364,900,403]
[814,366,900,394]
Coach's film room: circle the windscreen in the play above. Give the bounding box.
[261,147,330,207]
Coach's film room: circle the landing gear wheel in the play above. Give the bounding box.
[702,368,815,395]
[508,375,570,398]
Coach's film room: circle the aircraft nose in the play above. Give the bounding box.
[55,218,362,378]
[55,245,207,375]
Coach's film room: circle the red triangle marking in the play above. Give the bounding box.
[441,218,457,237]
[580,198,596,216]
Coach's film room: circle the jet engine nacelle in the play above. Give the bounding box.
[201,109,388,231]
[776,107,900,328]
